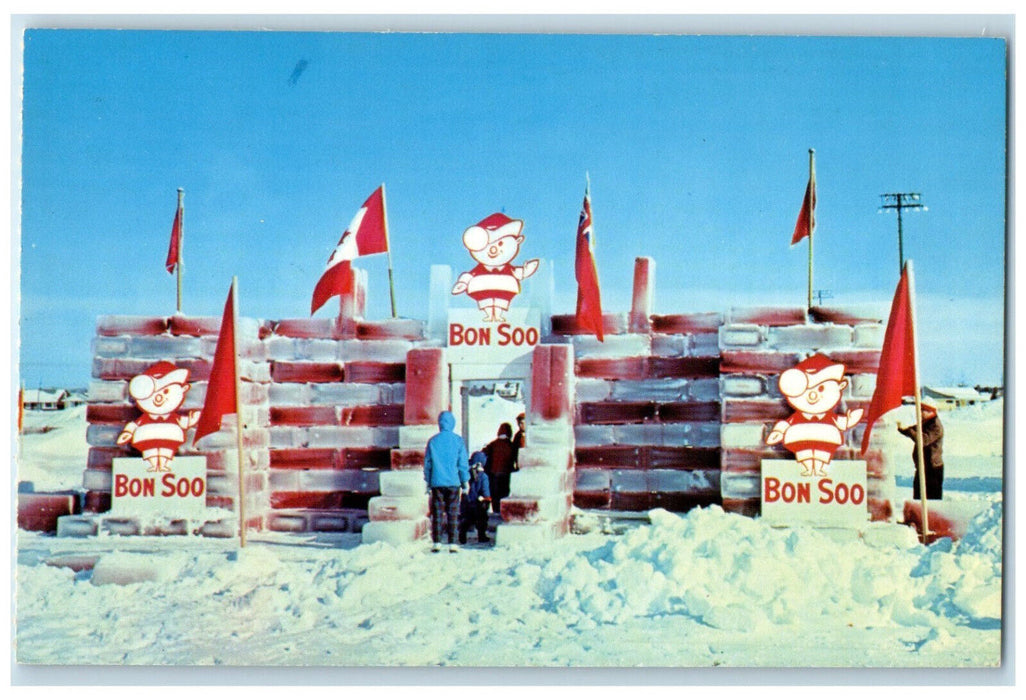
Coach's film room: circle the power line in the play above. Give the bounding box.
[879,192,927,274]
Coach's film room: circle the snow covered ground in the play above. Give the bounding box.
[12,400,1007,670]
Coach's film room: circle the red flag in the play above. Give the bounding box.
[574,184,604,341]
[861,266,917,453]
[166,204,182,274]
[791,166,817,245]
[193,283,237,445]
[311,185,389,315]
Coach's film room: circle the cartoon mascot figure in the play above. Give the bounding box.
[117,361,200,472]
[451,213,539,322]
[766,354,864,477]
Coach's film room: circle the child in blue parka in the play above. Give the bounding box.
[459,450,492,544]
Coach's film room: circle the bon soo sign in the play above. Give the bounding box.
[111,456,207,520]
[761,459,868,527]
[446,307,541,364]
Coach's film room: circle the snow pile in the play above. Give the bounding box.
[910,503,1003,626]
[17,405,89,492]
[537,505,1002,636]
[15,502,1002,667]
[14,398,1004,667]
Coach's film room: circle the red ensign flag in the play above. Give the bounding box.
[311,185,389,315]
[574,185,604,341]
[861,266,917,453]
[193,283,238,445]
[166,205,182,274]
[791,166,817,245]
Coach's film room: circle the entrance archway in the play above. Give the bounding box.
[457,379,527,455]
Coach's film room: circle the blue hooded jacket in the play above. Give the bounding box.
[424,411,470,489]
[466,464,491,502]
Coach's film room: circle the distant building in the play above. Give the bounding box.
[975,385,1004,400]
[922,386,990,409]
[22,389,69,411]
[63,391,88,408]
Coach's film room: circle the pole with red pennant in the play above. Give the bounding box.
[791,149,816,311]
[860,260,930,542]
[193,277,247,547]
[166,188,185,313]
[574,173,605,341]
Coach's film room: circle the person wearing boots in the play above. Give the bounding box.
[423,410,470,552]
[459,452,492,544]
[484,422,516,515]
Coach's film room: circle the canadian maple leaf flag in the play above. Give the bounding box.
[311,185,389,315]
[574,184,604,341]
[791,162,817,245]
[193,282,237,445]
[166,203,182,274]
[861,265,917,454]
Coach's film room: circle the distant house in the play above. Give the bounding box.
[63,391,88,408]
[922,386,989,409]
[22,389,69,411]
[975,385,1004,400]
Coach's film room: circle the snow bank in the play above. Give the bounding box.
[910,503,1004,625]
[17,406,89,492]
[14,398,1003,667]
[535,504,1002,635]
[15,502,1002,667]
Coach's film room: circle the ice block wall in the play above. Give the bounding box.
[550,258,890,522]
[84,313,271,537]
[718,307,888,519]
[550,258,723,514]
[493,343,577,544]
[80,272,432,538]
[361,347,446,545]
[71,257,890,541]
[262,313,424,535]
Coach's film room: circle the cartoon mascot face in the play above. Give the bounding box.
[118,361,200,473]
[766,354,864,477]
[451,213,539,323]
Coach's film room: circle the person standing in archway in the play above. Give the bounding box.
[484,422,516,516]
[512,412,526,471]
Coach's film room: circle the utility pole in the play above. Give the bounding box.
[880,193,926,274]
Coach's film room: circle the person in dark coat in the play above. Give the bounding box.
[512,412,526,470]
[484,422,516,515]
[898,404,945,500]
[459,452,492,544]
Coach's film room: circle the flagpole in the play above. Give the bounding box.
[176,188,184,314]
[905,260,931,543]
[806,149,815,312]
[381,183,398,318]
[231,276,247,548]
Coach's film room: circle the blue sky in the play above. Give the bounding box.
[17,30,1007,387]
